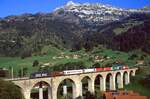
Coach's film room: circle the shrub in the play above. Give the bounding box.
[85,91,97,99]
[32,60,39,67]
[92,63,101,68]
[128,54,138,60]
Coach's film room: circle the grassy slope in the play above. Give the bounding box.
[113,21,143,35]
[124,67,150,99]
[0,46,149,76]
[0,45,61,76]
[0,46,91,76]
[125,80,150,99]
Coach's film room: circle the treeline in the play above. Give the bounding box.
[0,79,24,99]
[112,20,150,53]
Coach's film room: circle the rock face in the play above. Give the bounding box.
[0,1,150,56]
[54,1,148,25]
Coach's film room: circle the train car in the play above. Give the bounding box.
[83,68,95,73]
[95,67,103,72]
[50,71,64,77]
[112,64,123,70]
[104,67,112,71]
[122,65,129,69]
[112,66,120,70]
[63,70,83,75]
[30,71,49,78]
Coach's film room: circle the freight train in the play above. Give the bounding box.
[30,65,129,78]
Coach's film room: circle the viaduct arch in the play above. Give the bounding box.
[11,68,137,99]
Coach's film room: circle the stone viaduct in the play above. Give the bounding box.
[10,68,138,99]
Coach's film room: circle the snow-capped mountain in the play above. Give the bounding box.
[54,1,139,24]
[0,1,150,56]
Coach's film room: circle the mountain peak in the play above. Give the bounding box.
[66,1,79,6]
[140,6,150,11]
[53,2,150,25]
[64,1,81,10]
[54,2,132,24]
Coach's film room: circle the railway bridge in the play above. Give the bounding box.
[10,68,138,99]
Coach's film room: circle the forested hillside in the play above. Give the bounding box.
[0,2,150,57]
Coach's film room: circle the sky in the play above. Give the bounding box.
[0,0,150,18]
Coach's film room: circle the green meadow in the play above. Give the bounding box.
[0,46,149,77]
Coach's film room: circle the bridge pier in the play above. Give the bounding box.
[88,79,95,94]
[119,73,123,89]
[72,80,82,98]
[48,86,51,99]
[80,82,83,96]
[127,71,130,84]
[23,90,30,99]
[111,75,116,90]
[39,82,44,99]
[72,82,76,99]
[100,77,106,91]
[63,85,67,97]
[51,84,57,99]
[39,87,43,99]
